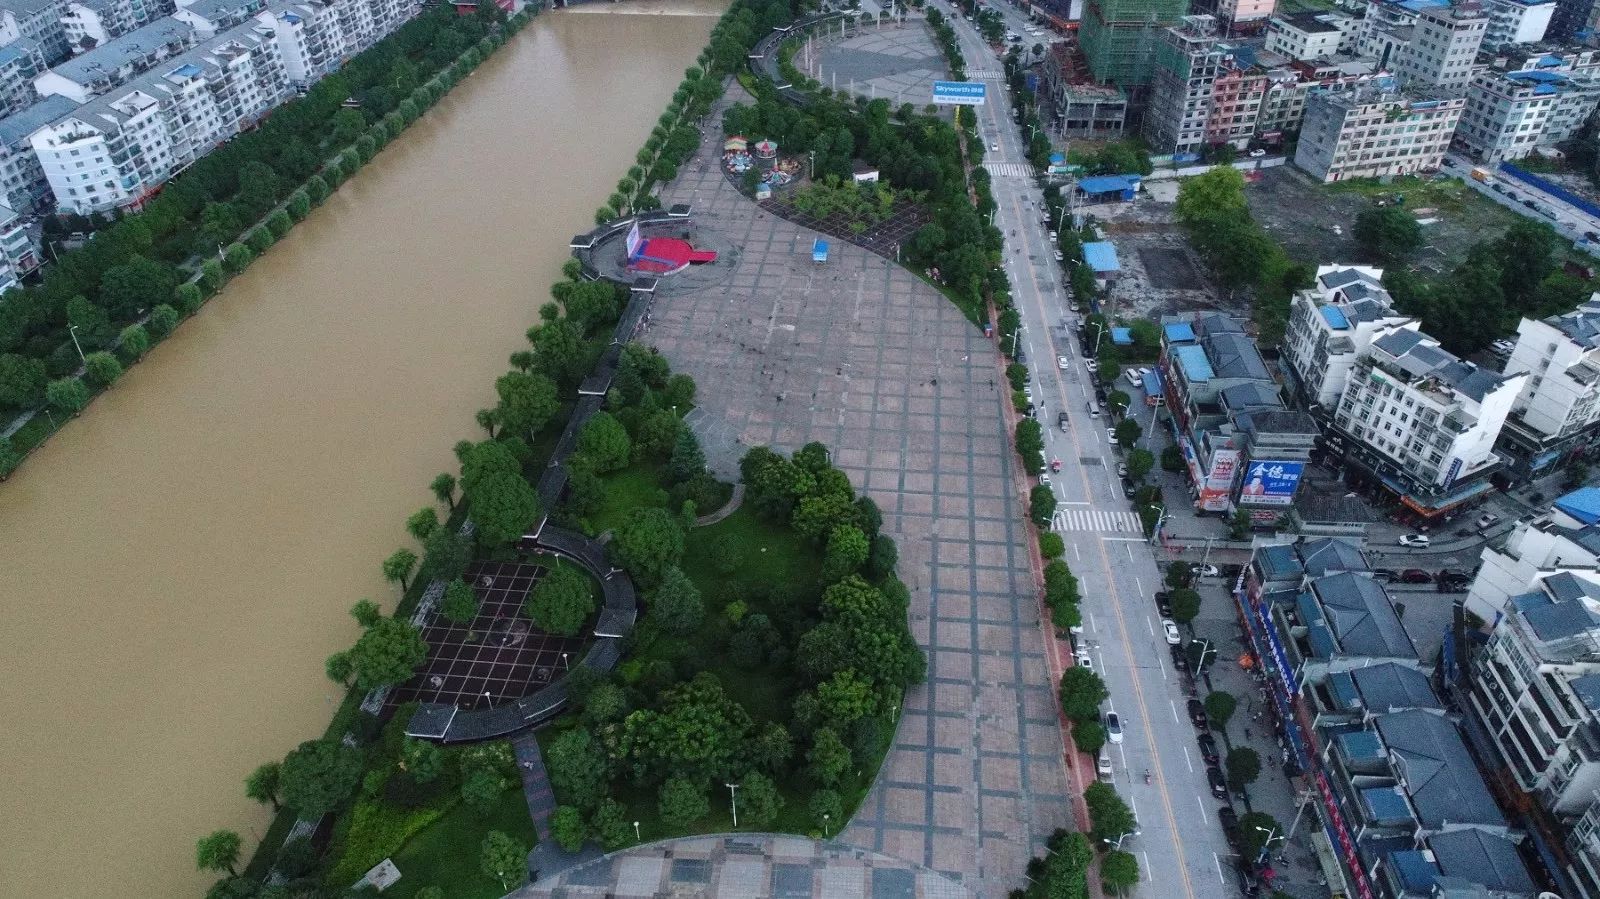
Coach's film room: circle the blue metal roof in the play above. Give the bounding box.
[1173,344,1213,382]
[1361,785,1414,823]
[1111,327,1133,345]
[1077,174,1141,194]
[1339,730,1384,760]
[1163,322,1195,343]
[1083,241,1120,273]
[1319,305,1350,329]
[1388,849,1440,891]
[1556,487,1600,524]
[1140,368,1161,395]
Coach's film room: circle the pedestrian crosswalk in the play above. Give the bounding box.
[968,70,1005,80]
[986,162,1037,178]
[1051,508,1143,533]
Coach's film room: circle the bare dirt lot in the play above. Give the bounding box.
[1246,165,1523,276]
[1086,196,1242,325]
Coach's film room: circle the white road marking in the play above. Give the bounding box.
[1145,616,1154,637]
[1194,796,1208,824]
[1052,509,1142,532]
[1135,577,1144,595]
[1087,611,1097,633]
[1213,853,1226,885]
[1182,745,1193,773]
[1169,699,1180,724]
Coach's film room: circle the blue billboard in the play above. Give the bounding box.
[1239,460,1304,506]
[932,80,987,106]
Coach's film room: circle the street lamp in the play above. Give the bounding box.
[1194,638,1218,671]
[725,782,740,827]
[67,325,86,365]
[482,690,493,709]
[1146,503,1168,546]
[1101,830,1139,850]
[633,820,641,842]
[822,813,831,837]
[1253,824,1285,867]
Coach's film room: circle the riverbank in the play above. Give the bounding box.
[0,6,725,896]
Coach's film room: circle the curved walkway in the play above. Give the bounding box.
[516,834,970,898]
[693,483,744,526]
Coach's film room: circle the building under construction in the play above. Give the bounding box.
[1079,0,1192,90]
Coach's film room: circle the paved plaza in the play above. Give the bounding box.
[803,18,947,106]
[634,121,1076,895]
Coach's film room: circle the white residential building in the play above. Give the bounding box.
[1391,2,1488,97]
[173,0,265,37]
[1282,264,1420,409]
[1293,81,1463,182]
[0,92,76,209]
[0,0,69,63]
[1265,11,1357,61]
[0,193,39,291]
[33,16,194,102]
[1569,802,1600,899]
[0,37,45,113]
[1483,0,1555,47]
[61,0,138,53]
[265,0,348,86]
[1455,60,1600,163]
[1467,505,1600,621]
[1505,298,1600,443]
[1330,327,1525,502]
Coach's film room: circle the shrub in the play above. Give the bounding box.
[1039,532,1065,559]
[326,797,450,886]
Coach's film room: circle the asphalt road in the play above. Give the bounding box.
[941,6,1242,896]
[1440,152,1600,246]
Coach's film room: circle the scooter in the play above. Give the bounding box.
[1144,769,1151,784]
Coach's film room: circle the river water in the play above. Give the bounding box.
[0,3,721,894]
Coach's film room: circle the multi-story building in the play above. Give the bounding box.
[1145,15,1227,153]
[1215,0,1276,32]
[1255,55,1383,142]
[1283,265,1420,410]
[266,0,349,86]
[1496,298,1600,481]
[173,0,263,36]
[1328,327,1525,519]
[1203,53,1271,147]
[1569,801,1600,898]
[0,193,39,291]
[1548,0,1600,43]
[1292,81,1463,182]
[1454,54,1600,163]
[0,92,76,210]
[1265,11,1358,60]
[61,0,139,52]
[1040,36,1129,137]
[33,16,194,102]
[1079,0,1189,89]
[0,0,68,63]
[1484,0,1556,47]
[1391,1,1489,96]
[31,14,284,213]
[1466,495,1600,621]
[0,37,45,114]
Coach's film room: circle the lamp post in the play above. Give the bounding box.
[725,782,740,828]
[67,325,86,365]
[1253,824,1285,867]
[1101,830,1139,850]
[1147,503,1167,546]
[822,813,831,837]
[633,821,641,842]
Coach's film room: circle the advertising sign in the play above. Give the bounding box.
[932,80,987,106]
[1443,456,1464,490]
[1239,460,1304,507]
[1199,448,1239,512]
[625,221,643,259]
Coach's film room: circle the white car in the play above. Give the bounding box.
[1248,149,1267,158]
[1039,471,1051,485]
[1049,231,1058,242]
[991,142,999,152]
[1398,533,1431,548]
[1190,563,1220,578]
[1475,513,1500,530]
[1124,369,1142,387]
[1105,712,1124,743]
[1054,249,1064,261]
[1084,359,1099,372]
[1057,355,1071,370]
[1077,651,1094,673]
[1024,385,1034,402]
[1162,619,1181,645]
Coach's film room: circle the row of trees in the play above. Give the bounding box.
[0,3,523,476]
[1014,827,1138,898]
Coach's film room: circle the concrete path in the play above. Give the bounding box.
[693,483,744,527]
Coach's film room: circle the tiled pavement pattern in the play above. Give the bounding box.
[521,835,971,898]
[811,20,946,106]
[632,121,1076,896]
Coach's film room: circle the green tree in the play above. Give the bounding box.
[822,524,869,582]
[224,243,253,273]
[592,798,634,850]
[658,776,710,829]
[117,324,150,361]
[1238,811,1283,860]
[325,650,353,687]
[1113,419,1142,450]
[440,579,479,624]
[1169,587,1201,623]
[1227,507,1252,540]
[279,738,363,817]
[808,789,843,833]
[494,370,559,438]
[667,427,706,483]
[1127,448,1154,483]
[575,410,632,472]
[461,766,507,812]
[1204,690,1237,729]
[1226,746,1261,790]
[82,351,122,389]
[738,771,782,828]
[431,472,457,510]
[1084,781,1137,843]
[470,470,542,547]
[349,598,382,628]
[1106,389,1130,416]
[1101,849,1140,895]
[1031,485,1057,527]
[526,563,596,636]
[147,304,180,338]
[66,294,112,347]
[1353,205,1422,263]
[480,830,528,890]
[195,829,242,876]
[421,527,470,583]
[807,727,852,787]
[382,548,417,593]
[1058,666,1108,722]
[347,617,427,690]
[546,727,610,810]
[551,805,586,852]
[402,737,444,784]
[0,353,47,408]
[407,506,440,542]
[244,762,281,810]
[45,377,89,414]
[99,255,178,319]
[611,507,685,587]
[648,565,704,635]
[1072,720,1106,755]
[1161,445,1184,472]
[1039,532,1065,559]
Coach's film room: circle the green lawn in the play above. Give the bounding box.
[382,788,536,899]
[680,504,818,594]
[1324,174,1501,218]
[590,460,669,534]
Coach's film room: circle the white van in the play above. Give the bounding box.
[1087,399,1101,418]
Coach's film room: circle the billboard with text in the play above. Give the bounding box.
[932,81,987,106]
[1239,460,1304,506]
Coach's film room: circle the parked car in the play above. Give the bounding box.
[1155,591,1173,617]
[1058,411,1069,432]
[1124,369,1142,387]
[1170,642,1189,673]
[1121,478,1137,498]
[1116,462,1128,478]
[1372,568,1399,583]
[1437,574,1470,593]
[1476,512,1500,530]
[1024,385,1034,402]
[1105,712,1124,743]
[1188,698,1209,730]
[1248,148,1266,158]
[1084,358,1099,372]
[1398,533,1431,548]
[1039,471,1051,485]
[1077,651,1094,674]
[1206,766,1229,798]
[1058,354,1071,370]
[1218,806,1240,845]
[1097,751,1114,781]
[1197,732,1219,765]
[1191,563,1220,578]
[1163,619,1182,645]
[1399,568,1433,584]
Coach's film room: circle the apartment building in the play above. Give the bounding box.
[1283,265,1421,410]
[266,0,348,86]
[0,91,74,209]
[1145,15,1227,153]
[1293,82,1463,182]
[33,15,193,101]
[1484,0,1556,47]
[0,0,67,63]
[1256,55,1384,140]
[0,194,39,290]
[0,37,45,114]
[1215,0,1276,31]
[31,14,284,213]
[1455,57,1600,163]
[172,0,262,37]
[1328,327,1525,519]
[1548,0,1600,43]
[1495,297,1600,480]
[1078,0,1189,88]
[61,0,138,52]
[1265,10,1358,60]
[1467,496,1600,621]
[1570,802,1600,898]
[1391,2,1489,96]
